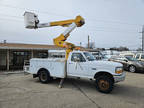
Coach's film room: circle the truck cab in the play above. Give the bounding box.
[67,51,125,80]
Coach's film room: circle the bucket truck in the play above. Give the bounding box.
[24,12,125,93]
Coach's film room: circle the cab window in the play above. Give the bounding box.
[136,54,140,59]
[71,53,86,62]
[141,54,144,59]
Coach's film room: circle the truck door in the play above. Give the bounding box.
[67,53,89,77]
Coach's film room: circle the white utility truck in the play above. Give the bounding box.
[23,12,125,93]
[25,51,125,93]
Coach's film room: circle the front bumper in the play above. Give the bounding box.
[113,72,126,83]
[137,67,144,72]
[23,65,30,73]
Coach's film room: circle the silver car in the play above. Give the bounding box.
[110,56,144,73]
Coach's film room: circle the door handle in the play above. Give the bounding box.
[92,68,96,70]
[69,63,73,64]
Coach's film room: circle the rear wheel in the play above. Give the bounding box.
[38,70,52,83]
[95,75,114,93]
[129,65,136,73]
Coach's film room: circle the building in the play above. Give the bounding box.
[0,43,86,71]
[0,43,64,71]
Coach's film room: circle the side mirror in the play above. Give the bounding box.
[86,56,90,60]
[124,59,128,62]
[73,56,80,62]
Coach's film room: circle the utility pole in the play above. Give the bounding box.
[88,35,90,48]
[142,25,144,51]
[80,42,82,46]
[139,25,144,51]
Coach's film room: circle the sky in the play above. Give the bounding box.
[0,0,144,50]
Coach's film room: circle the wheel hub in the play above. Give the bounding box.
[130,66,135,72]
[40,72,47,81]
[99,80,110,91]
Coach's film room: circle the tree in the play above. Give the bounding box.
[118,46,129,51]
[109,46,129,51]
[136,48,142,51]
[110,47,117,50]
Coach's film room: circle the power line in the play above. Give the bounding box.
[85,26,140,32]
[0,4,71,18]
[0,18,23,22]
[0,18,139,34]
[0,3,143,27]
[0,14,141,33]
[0,19,139,34]
[0,13,140,33]
[0,4,141,34]
[0,13,22,19]
[83,29,139,34]
[0,12,139,31]
[87,19,142,26]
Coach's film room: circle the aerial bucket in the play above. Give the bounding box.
[23,11,39,29]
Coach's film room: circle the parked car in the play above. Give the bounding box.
[135,53,144,62]
[109,56,144,73]
[91,51,103,60]
[101,50,120,61]
[119,52,135,58]
[91,51,112,61]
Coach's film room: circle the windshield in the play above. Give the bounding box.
[84,52,96,61]
[102,55,108,59]
[125,56,137,61]
[141,54,144,59]
[124,55,134,58]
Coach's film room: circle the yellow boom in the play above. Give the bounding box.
[49,16,85,59]
[24,12,84,60]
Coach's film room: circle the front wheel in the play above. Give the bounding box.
[129,65,136,73]
[38,70,52,83]
[95,75,114,93]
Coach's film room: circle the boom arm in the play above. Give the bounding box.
[24,12,85,59]
[53,22,77,59]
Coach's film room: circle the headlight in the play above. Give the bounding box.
[115,67,123,74]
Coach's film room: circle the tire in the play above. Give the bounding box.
[95,75,114,93]
[129,65,136,73]
[38,70,52,83]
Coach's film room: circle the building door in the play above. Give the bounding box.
[11,51,30,70]
[0,50,7,70]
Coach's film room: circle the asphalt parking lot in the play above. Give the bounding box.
[0,71,144,108]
